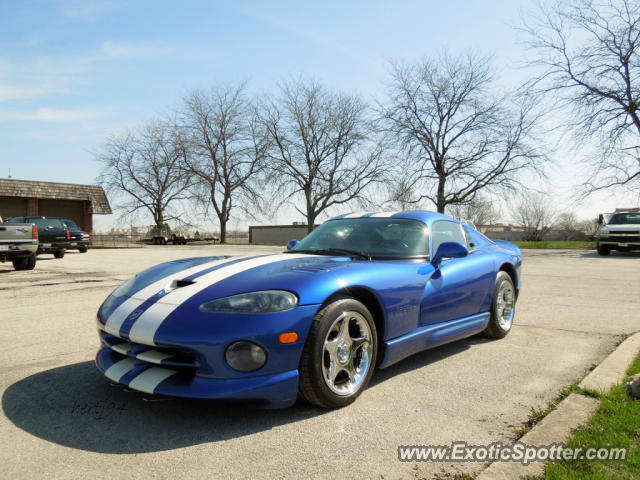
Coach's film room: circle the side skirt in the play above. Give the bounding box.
[378,312,490,369]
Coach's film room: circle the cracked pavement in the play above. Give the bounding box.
[0,246,637,479]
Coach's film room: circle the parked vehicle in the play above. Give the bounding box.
[146,225,220,245]
[596,208,640,256]
[6,216,70,258]
[96,210,522,409]
[62,219,90,253]
[0,216,38,270]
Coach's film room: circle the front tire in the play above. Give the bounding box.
[597,243,611,256]
[299,297,378,408]
[483,271,516,339]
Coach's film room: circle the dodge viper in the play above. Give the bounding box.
[95,211,522,409]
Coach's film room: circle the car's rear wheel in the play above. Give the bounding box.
[12,255,36,271]
[78,246,88,253]
[53,250,65,259]
[299,297,377,408]
[482,271,515,339]
[597,243,611,256]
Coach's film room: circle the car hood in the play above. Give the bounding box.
[602,224,640,232]
[105,253,361,307]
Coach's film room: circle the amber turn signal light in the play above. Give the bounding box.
[279,332,298,344]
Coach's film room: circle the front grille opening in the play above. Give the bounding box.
[100,331,198,374]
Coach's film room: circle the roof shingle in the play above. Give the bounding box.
[0,178,112,214]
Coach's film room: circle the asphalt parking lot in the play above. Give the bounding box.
[1,246,638,479]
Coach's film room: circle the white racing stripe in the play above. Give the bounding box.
[104,357,136,382]
[111,342,132,355]
[368,211,397,217]
[343,211,371,218]
[128,253,314,345]
[136,350,173,364]
[104,256,248,335]
[128,367,177,394]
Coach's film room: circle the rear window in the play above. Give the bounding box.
[29,218,65,230]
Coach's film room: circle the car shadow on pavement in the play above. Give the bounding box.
[2,338,482,454]
[371,335,485,387]
[2,360,328,454]
[580,251,640,259]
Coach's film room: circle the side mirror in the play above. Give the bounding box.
[431,241,468,267]
[286,239,300,250]
[598,214,604,225]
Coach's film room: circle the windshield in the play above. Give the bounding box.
[289,218,429,258]
[63,220,80,230]
[608,213,640,225]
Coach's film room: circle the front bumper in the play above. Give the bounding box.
[95,302,321,408]
[95,348,299,408]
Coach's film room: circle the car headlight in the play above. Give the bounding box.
[599,228,610,236]
[225,341,267,372]
[199,290,298,314]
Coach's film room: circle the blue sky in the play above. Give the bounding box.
[0,0,636,230]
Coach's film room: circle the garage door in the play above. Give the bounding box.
[38,199,85,228]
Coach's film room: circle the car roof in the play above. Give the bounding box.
[328,210,455,225]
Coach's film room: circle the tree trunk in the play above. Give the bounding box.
[219,215,227,244]
[436,177,446,213]
[306,211,315,234]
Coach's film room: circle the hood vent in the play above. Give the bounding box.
[163,278,196,294]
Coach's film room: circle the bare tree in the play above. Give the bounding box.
[447,196,498,231]
[511,193,556,241]
[580,217,602,238]
[523,0,640,191]
[553,211,585,240]
[379,53,545,213]
[261,80,388,232]
[181,85,269,243]
[97,121,191,228]
[385,177,422,210]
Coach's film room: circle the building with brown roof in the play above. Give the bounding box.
[0,178,111,234]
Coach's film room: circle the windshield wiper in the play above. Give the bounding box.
[286,248,371,260]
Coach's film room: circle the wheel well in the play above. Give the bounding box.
[499,263,518,296]
[324,287,386,364]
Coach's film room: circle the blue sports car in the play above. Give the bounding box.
[95,211,522,409]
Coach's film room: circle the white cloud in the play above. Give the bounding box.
[101,41,173,60]
[60,0,108,20]
[0,84,53,102]
[0,107,102,122]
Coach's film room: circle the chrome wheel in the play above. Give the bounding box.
[322,311,373,396]
[496,281,515,330]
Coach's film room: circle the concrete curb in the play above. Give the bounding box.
[477,331,640,480]
[580,332,640,392]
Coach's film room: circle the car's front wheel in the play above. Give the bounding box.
[482,271,516,339]
[597,243,611,256]
[298,297,377,408]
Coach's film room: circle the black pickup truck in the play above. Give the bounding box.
[6,216,71,258]
[62,219,90,253]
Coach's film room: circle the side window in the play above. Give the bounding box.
[431,221,466,255]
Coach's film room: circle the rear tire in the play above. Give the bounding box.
[597,243,611,256]
[13,255,35,271]
[53,250,65,259]
[298,297,377,408]
[78,246,88,253]
[482,271,516,339]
